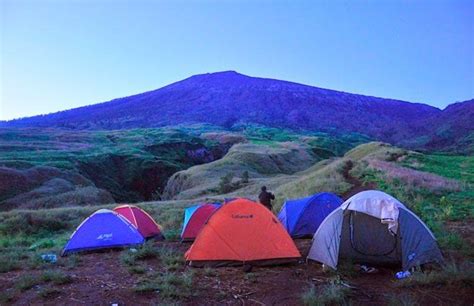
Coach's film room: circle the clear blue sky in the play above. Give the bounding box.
[1,0,473,120]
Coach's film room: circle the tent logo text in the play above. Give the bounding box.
[97,233,113,240]
[231,214,253,219]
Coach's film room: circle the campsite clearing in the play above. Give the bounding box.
[0,240,472,305]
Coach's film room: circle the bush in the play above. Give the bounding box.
[158,247,184,271]
[120,242,159,266]
[241,171,249,184]
[41,270,72,285]
[38,287,61,299]
[302,282,350,306]
[0,255,20,273]
[218,173,235,193]
[15,275,41,291]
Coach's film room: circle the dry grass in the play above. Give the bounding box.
[274,158,351,211]
[162,142,317,200]
[368,159,461,193]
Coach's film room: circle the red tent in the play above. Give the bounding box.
[114,205,163,239]
[185,198,301,266]
[181,203,220,241]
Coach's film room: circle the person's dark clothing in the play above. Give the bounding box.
[259,190,275,210]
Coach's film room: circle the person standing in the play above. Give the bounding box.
[258,186,275,211]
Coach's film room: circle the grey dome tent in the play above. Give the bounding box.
[307,190,443,270]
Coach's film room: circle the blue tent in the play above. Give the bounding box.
[278,192,343,238]
[61,209,144,256]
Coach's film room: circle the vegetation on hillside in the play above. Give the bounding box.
[0,125,370,210]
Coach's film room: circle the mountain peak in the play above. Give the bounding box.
[189,70,248,81]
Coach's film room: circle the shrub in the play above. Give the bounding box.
[158,247,184,271]
[302,283,350,306]
[15,275,41,291]
[241,171,249,184]
[38,287,61,299]
[302,278,351,306]
[218,173,234,193]
[0,290,15,304]
[203,267,217,277]
[128,265,147,275]
[121,242,159,266]
[41,270,72,285]
[0,255,21,273]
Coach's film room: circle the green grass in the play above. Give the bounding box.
[120,242,159,266]
[40,270,72,285]
[203,267,217,277]
[127,265,147,275]
[0,254,21,273]
[158,247,185,271]
[401,153,474,184]
[15,275,41,291]
[134,271,194,299]
[397,261,474,287]
[302,282,351,306]
[38,287,61,299]
[0,290,15,304]
[14,270,72,292]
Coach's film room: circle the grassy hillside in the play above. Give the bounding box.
[0,125,369,210]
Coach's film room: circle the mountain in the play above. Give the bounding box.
[1,71,472,152]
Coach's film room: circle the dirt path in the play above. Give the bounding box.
[341,160,375,200]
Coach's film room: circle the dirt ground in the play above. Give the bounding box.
[1,240,472,306]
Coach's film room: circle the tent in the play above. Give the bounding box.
[61,209,144,256]
[181,203,220,241]
[278,192,343,238]
[307,190,443,270]
[185,198,301,266]
[114,205,164,239]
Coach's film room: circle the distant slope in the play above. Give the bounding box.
[422,100,473,153]
[2,71,472,152]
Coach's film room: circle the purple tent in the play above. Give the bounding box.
[61,209,144,256]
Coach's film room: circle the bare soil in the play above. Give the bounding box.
[1,240,472,305]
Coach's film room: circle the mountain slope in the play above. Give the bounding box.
[422,100,474,153]
[2,71,472,152]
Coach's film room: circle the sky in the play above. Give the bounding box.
[1,0,473,120]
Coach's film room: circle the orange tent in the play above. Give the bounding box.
[185,198,301,266]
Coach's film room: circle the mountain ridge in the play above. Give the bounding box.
[1,71,472,153]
